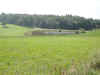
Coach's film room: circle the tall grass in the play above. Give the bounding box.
[0,59,99,75]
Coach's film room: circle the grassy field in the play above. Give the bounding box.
[0,24,32,36]
[0,24,100,74]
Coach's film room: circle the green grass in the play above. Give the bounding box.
[0,24,32,36]
[0,24,100,74]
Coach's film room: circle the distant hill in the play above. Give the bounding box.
[0,24,32,36]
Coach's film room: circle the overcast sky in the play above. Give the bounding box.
[0,0,100,19]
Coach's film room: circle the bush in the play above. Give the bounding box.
[80,28,86,33]
[75,30,80,34]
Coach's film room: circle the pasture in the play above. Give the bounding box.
[0,24,100,74]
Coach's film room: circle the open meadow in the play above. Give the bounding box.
[0,24,100,75]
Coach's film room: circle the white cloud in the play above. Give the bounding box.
[0,0,99,19]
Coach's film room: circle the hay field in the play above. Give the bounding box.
[0,24,100,74]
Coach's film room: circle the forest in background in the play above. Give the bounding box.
[0,13,100,30]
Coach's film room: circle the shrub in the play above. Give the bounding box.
[80,28,86,33]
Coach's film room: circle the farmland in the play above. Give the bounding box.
[0,24,100,74]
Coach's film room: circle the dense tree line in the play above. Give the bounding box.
[0,13,100,30]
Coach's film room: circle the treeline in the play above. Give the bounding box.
[0,13,100,30]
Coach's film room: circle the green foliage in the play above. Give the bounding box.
[80,28,86,33]
[0,13,99,30]
[1,22,8,28]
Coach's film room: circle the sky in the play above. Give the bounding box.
[0,0,100,19]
